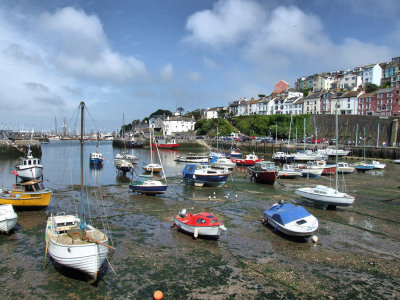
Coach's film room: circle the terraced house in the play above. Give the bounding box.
[357,87,400,116]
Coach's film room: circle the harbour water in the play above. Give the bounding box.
[1,141,400,299]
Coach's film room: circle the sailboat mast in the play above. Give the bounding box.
[287,115,292,149]
[80,101,86,238]
[303,118,306,151]
[335,103,339,191]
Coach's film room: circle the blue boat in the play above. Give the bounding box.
[182,164,230,187]
[262,201,318,237]
[354,161,374,172]
[129,179,168,195]
[89,151,104,165]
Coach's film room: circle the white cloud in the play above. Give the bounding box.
[37,7,147,83]
[203,56,217,69]
[187,71,202,82]
[184,0,265,48]
[159,63,174,82]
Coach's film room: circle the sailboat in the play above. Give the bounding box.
[142,122,163,174]
[354,128,374,172]
[114,114,137,173]
[45,102,114,278]
[295,105,355,209]
[89,134,104,166]
[129,118,168,195]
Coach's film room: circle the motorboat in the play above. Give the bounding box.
[142,163,162,173]
[45,102,113,278]
[129,179,167,195]
[209,156,236,169]
[295,185,355,209]
[299,161,324,178]
[231,153,263,166]
[115,152,138,164]
[337,162,355,174]
[317,148,350,157]
[248,161,278,185]
[272,152,295,163]
[15,145,43,181]
[354,161,374,172]
[262,201,318,237]
[182,164,230,187]
[315,160,336,175]
[152,138,179,149]
[228,148,242,159]
[114,159,133,174]
[394,159,400,164]
[172,209,227,239]
[0,204,18,234]
[175,153,209,163]
[277,164,302,179]
[126,138,144,148]
[0,179,52,207]
[89,151,104,166]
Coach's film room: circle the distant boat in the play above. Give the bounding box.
[277,164,302,179]
[15,145,43,181]
[0,179,52,207]
[152,138,179,149]
[176,153,209,163]
[231,153,262,166]
[209,156,236,169]
[272,152,295,163]
[248,161,278,185]
[337,162,355,174]
[142,163,162,173]
[370,161,386,169]
[262,201,318,237]
[173,209,227,239]
[299,162,324,178]
[317,148,350,157]
[0,204,18,234]
[126,138,144,148]
[228,148,242,159]
[354,161,374,172]
[182,163,230,187]
[314,160,337,175]
[394,159,400,164]
[89,151,104,165]
[114,159,133,174]
[45,101,113,278]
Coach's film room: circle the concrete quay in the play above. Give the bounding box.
[0,140,41,157]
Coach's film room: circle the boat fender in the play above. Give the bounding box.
[262,218,266,225]
[193,175,196,179]
[284,173,287,177]
[194,227,199,239]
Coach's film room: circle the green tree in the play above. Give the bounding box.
[177,107,184,116]
[380,81,390,89]
[365,83,379,93]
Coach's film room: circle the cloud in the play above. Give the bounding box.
[184,0,265,48]
[37,7,147,83]
[203,56,217,69]
[25,82,49,92]
[159,63,174,82]
[187,71,202,82]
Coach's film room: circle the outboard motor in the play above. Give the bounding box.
[179,208,187,217]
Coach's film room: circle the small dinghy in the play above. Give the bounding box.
[173,209,227,239]
[262,201,318,237]
[0,204,18,234]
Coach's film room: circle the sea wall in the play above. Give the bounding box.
[0,140,41,157]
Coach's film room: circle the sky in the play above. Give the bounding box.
[0,0,399,133]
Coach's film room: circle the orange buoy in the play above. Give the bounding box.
[154,291,163,300]
[224,185,228,188]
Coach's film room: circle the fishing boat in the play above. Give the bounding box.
[182,164,230,187]
[315,160,337,175]
[317,148,350,157]
[248,161,278,185]
[209,156,236,169]
[0,179,52,207]
[394,159,400,164]
[126,138,144,148]
[114,159,133,174]
[262,201,318,237]
[371,161,386,169]
[231,153,263,166]
[45,102,113,278]
[15,145,43,181]
[228,148,242,159]
[354,161,374,172]
[337,162,355,174]
[152,138,179,149]
[299,162,324,179]
[0,204,18,234]
[172,209,227,239]
[175,153,209,163]
[295,104,355,209]
[272,152,295,163]
[129,118,168,195]
[277,164,302,179]
[89,151,104,166]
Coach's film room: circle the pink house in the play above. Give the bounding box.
[273,80,289,94]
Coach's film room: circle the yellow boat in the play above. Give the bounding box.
[0,179,52,207]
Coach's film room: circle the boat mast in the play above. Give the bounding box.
[287,115,292,151]
[303,118,306,152]
[80,101,86,239]
[150,119,153,174]
[216,126,219,151]
[335,103,339,192]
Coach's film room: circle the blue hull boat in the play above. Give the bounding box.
[182,164,230,187]
[129,180,168,195]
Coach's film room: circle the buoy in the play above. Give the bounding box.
[213,196,216,199]
[153,290,163,300]
[208,196,211,199]
[224,185,228,188]
[194,227,199,238]
[102,194,106,198]
[311,235,318,243]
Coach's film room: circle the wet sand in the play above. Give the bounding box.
[1,163,400,299]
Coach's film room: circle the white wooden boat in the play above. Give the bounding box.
[337,162,355,174]
[277,164,302,179]
[15,145,43,181]
[45,102,113,278]
[114,159,133,174]
[262,201,318,237]
[142,163,162,173]
[317,148,350,157]
[371,161,386,169]
[176,153,209,163]
[0,204,18,234]
[115,152,138,163]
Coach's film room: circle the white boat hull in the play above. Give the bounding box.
[264,215,318,237]
[46,216,108,277]
[295,187,355,207]
[16,166,43,181]
[337,167,355,174]
[0,204,18,233]
[173,217,225,238]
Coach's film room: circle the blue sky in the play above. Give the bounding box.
[0,0,399,132]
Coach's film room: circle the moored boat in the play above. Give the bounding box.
[209,156,236,169]
[15,145,43,181]
[315,160,337,175]
[272,152,295,163]
[354,161,374,172]
[337,162,355,174]
[371,161,386,169]
[142,163,163,173]
[0,179,52,207]
[295,185,355,208]
[89,151,104,165]
[262,201,318,237]
[182,164,230,187]
[277,164,302,179]
[152,138,179,149]
[231,153,263,166]
[0,204,18,234]
[176,153,209,163]
[173,209,227,239]
[248,161,278,185]
[129,179,168,194]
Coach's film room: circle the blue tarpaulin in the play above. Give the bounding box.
[263,203,311,225]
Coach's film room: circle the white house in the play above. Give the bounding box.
[157,116,195,136]
[206,108,218,119]
[302,92,322,114]
[361,63,382,86]
[337,73,362,91]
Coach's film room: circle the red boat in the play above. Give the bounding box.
[315,160,337,175]
[152,138,179,149]
[247,161,278,185]
[173,209,227,239]
[231,153,263,166]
